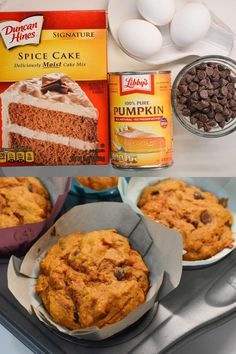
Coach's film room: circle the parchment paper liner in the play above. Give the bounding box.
[0,177,71,256]
[8,202,182,341]
[118,177,236,268]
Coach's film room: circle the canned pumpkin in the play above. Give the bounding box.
[109,71,173,169]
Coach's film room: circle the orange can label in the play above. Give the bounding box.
[109,72,173,168]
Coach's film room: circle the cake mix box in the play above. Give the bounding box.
[0,11,109,166]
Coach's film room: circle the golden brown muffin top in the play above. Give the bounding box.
[0,177,51,228]
[138,179,234,261]
[36,229,149,330]
[76,177,118,191]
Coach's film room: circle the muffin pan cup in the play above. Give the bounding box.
[118,177,236,267]
[0,177,71,257]
[7,202,182,340]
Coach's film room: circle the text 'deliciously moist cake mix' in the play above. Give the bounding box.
[109,71,173,169]
[0,11,108,166]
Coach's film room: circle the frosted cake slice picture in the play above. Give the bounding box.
[1,73,98,165]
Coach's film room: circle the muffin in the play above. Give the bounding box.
[0,177,52,228]
[138,179,234,261]
[76,177,118,191]
[36,229,149,330]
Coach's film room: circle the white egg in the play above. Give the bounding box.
[170,3,211,47]
[137,0,175,26]
[118,19,163,58]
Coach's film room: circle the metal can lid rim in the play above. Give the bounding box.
[109,70,171,75]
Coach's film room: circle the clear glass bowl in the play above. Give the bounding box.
[172,55,236,138]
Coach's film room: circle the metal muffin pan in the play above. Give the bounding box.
[0,191,236,353]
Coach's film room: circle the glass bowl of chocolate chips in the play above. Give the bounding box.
[172,55,236,137]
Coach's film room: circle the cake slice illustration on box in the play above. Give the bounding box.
[1,73,99,165]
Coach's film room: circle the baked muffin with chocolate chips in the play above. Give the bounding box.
[36,229,149,329]
[0,177,51,228]
[138,179,234,261]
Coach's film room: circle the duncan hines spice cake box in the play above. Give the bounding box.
[0,11,109,166]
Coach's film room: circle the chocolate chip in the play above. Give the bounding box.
[221,86,228,96]
[115,268,125,280]
[199,114,208,123]
[182,108,191,116]
[209,63,217,68]
[194,192,204,200]
[215,113,225,123]
[197,70,207,80]
[74,311,80,323]
[206,66,214,76]
[202,107,210,114]
[199,90,208,99]
[211,97,218,103]
[199,63,208,70]
[179,85,188,94]
[197,121,204,129]
[183,90,191,97]
[179,96,188,104]
[208,110,215,119]
[219,98,227,106]
[218,198,228,208]
[190,116,198,125]
[208,90,215,97]
[188,67,196,75]
[189,82,199,92]
[204,124,211,132]
[194,76,200,83]
[230,99,236,107]
[200,211,212,224]
[219,71,228,79]
[201,100,210,108]
[219,120,226,128]
[212,81,220,89]
[186,74,194,83]
[151,190,160,196]
[199,79,208,86]
[232,111,236,118]
[180,78,187,86]
[28,184,33,192]
[208,120,217,127]
[192,92,199,100]
[223,108,230,116]
[220,78,228,87]
[215,104,223,113]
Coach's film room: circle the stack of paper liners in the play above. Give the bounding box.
[7,202,182,340]
[1,73,99,165]
[0,177,71,256]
